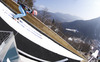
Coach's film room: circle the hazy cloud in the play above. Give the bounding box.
[38,5,46,9]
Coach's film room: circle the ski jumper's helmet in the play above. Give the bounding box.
[32,10,37,15]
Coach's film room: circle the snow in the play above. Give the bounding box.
[66,28,78,33]
[68,37,73,41]
[19,55,37,62]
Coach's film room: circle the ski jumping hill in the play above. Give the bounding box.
[0,0,86,61]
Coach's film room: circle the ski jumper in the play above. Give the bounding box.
[14,3,32,19]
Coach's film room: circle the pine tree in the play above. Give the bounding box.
[52,19,55,24]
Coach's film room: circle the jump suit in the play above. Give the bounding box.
[14,4,27,19]
[14,0,32,19]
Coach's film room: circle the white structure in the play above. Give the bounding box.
[88,50,99,62]
[0,31,21,62]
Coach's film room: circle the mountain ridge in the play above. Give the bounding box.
[49,12,82,22]
[38,10,82,22]
[61,17,100,40]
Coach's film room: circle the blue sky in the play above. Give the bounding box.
[35,0,100,20]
